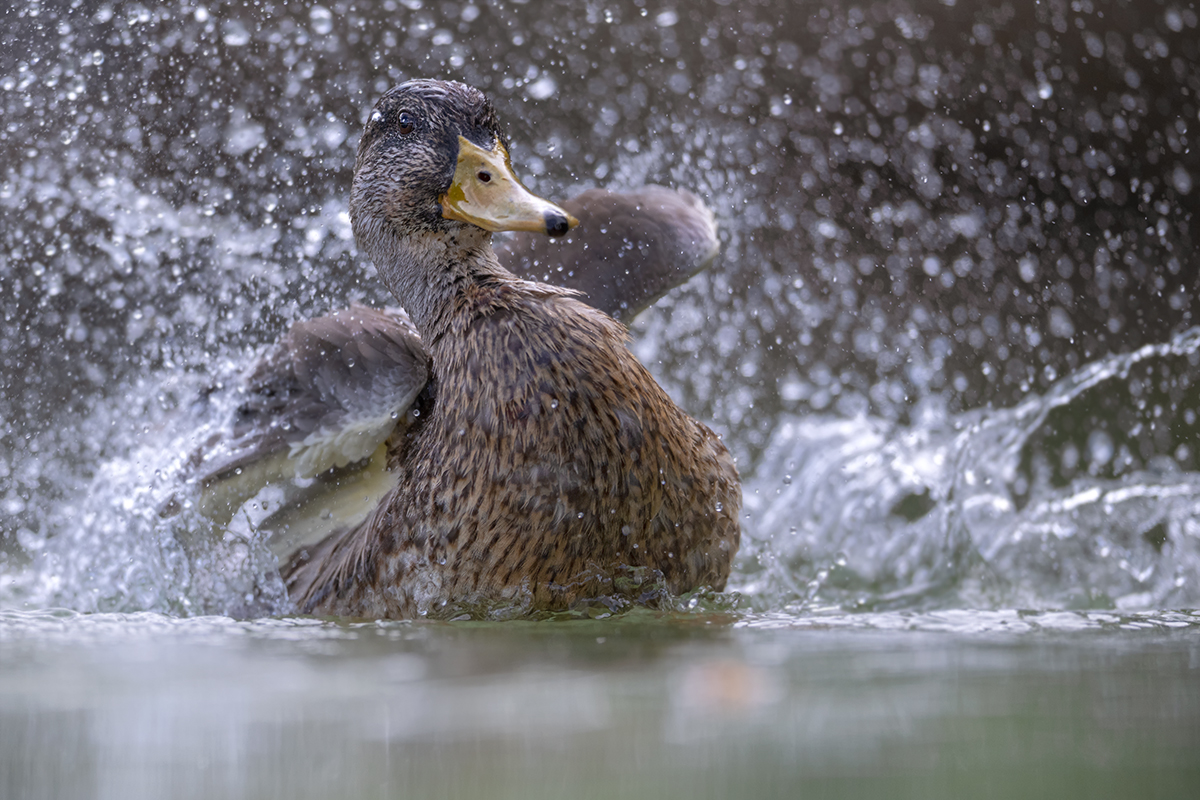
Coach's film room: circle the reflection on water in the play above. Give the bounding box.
[2,609,1199,799]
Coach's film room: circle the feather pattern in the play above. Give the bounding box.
[180,79,740,617]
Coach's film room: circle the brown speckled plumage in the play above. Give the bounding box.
[281,79,740,617]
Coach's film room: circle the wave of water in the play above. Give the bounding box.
[736,326,1200,613]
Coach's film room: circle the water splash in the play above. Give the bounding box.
[739,326,1200,612]
[3,327,1199,616]
[1,365,287,617]
[3,0,1200,617]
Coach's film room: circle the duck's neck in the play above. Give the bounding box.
[368,225,510,345]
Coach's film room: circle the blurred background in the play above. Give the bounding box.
[2,1,1200,797]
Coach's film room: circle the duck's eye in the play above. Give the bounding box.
[397,112,415,135]
[477,170,492,183]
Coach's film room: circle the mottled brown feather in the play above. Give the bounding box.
[286,280,740,617]
[274,79,740,617]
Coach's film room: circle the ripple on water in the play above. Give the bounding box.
[3,608,1199,646]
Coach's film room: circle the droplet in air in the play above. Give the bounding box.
[525,76,557,100]
[1171,165,1193,195]
[1088,430,1115,466]
[310,6,333,35]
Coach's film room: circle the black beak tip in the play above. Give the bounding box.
[545,210,571,238]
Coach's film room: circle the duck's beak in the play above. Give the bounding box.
[440,136,579,238]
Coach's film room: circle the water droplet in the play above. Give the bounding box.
[221,20,251,47]
[310,6,333,35]
[1088,430,1115,466]
[1171,165,1193,195]
[525,76,556,100]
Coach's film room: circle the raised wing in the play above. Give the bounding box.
[501,185,720,320]
[164,304,427,556]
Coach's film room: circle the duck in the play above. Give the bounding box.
[172,183,723,558]
[176,79,741,617]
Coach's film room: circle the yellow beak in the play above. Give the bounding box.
[439,136,578,237]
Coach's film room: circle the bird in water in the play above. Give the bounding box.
[172,79,741,618]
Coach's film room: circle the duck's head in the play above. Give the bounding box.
[349,79,577,269]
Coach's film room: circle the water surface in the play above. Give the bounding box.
[3,609,1199,799]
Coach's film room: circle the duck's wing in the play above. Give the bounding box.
[499,185,720,321]
[233,302,428,479]
[166,304,428,555]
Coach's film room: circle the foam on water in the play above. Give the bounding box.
[3,606,1200,644]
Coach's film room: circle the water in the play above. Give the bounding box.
[2,0,1200,794]
[2,609,1199,799]
[741,327,1200,613]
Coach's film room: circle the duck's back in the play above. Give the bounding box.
[287,282,740,617]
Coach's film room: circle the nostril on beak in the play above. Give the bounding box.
[544,210,570,238]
